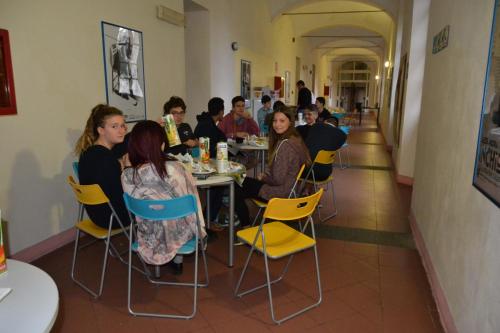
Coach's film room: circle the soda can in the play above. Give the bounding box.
[216,142,229,173]
[199,137,210,163]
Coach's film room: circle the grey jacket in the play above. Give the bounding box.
[259,136,309,200]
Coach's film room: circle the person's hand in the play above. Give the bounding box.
[157,116,165,126]
[120,153,131,170]
[257,173,264,181]
[236,131,249,138]
[242,112,253,119]
[184,139,198,147]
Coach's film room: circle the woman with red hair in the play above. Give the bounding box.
[122,120,206,274]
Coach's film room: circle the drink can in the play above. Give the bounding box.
[162,115,181,146]
[216,142,229,173]
[199,137,210,163]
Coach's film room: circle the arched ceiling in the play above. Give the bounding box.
[269,0,395,64]
[268,0,399,20]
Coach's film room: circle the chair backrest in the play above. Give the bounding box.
[288,163,306,198]
[123,193,198,221]
[72,161,79,180]
[339,126,350,135]
[264,188,324,221]
[67,176,109,205]
[314,150,336,165]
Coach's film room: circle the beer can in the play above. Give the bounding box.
[216,142,229,173]
[162,114,181,146]
[199,137,210,163]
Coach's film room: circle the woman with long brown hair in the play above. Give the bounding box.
[121,120,206,273]
[234,105,311,229]
[76,104,129,229]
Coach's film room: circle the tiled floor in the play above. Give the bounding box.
[33,113,444,332]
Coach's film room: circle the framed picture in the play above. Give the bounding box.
[101,21,146,122]
[473,0,500,207]
[241,59,251,100]
[0,29,17,116]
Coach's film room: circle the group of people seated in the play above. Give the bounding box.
[73,91,346,274]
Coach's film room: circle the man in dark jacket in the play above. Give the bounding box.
[194,97,226,158]
[305,117,347,181]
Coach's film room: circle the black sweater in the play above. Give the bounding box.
[78,145,130,229]
[194,112,227,158]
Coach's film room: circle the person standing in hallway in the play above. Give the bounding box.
[218,96,259,139]
[296,80,314,114]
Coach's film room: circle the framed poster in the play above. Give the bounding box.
[241,59,251,100]
[101,21,146,122]
[0,29,17,116]
[473,0,500,207]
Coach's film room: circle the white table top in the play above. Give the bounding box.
[0,259,59,333]
[195,175,233,186]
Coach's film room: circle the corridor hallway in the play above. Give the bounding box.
[35,113,444,333]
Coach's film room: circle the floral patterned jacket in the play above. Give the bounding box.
[122,161,206,265]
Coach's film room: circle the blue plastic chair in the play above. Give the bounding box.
[338,126,351,169]
[72,161,79,180]
[123,193,208,319]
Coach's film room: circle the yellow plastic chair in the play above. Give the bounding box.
[302,150,338,222]
[250,164,306,227]
[67,176,129,298]
[234,189,324,324]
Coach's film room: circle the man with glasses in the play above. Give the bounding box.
[162,96,198,155]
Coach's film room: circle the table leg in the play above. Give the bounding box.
[228,181,234,267]
[260,150,265,174]
[206,189,211,228]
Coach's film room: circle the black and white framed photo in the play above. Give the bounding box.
[101,21,146,122]
[241,59,251,100]
[473,0,500,207]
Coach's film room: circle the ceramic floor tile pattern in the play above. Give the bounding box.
[34,113,444,332]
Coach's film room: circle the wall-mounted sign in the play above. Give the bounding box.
[432,25,450,54]
[473,1,500,207]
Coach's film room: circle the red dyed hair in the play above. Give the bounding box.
[128,120,169,179]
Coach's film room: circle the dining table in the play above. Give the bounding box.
[0,259,59,332]
[189,159,246,268]
[227,137,268,176]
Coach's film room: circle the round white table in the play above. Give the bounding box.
[0,259,59,333]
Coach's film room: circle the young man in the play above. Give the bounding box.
[163,96,198,155]
[296,104,319,140]
[316,96,332,122]
[194,97,227,158]
[218,96,259,138]
[304,117,347,181]
[257,95,273,134]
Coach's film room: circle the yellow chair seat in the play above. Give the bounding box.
[76,219,124,239]
[237,222,316,259]
[304,175,333,185]
[251,198,267,208]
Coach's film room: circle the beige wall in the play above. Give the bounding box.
[0,0,186,254]
[412,0,500,332]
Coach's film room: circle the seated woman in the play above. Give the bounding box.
[234,106,311,225]
[121,120,206,273]
[75,104,130,229]
[161,96,198,155]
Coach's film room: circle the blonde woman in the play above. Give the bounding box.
[75,104,129,229]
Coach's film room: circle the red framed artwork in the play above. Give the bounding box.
[0,29,17,116]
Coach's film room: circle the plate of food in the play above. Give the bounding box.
[191,162,216,175]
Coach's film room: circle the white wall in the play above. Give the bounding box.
[394,0,430,178]
[0,0,186,254]
[412,0,500,332]
[185,5,210,126]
